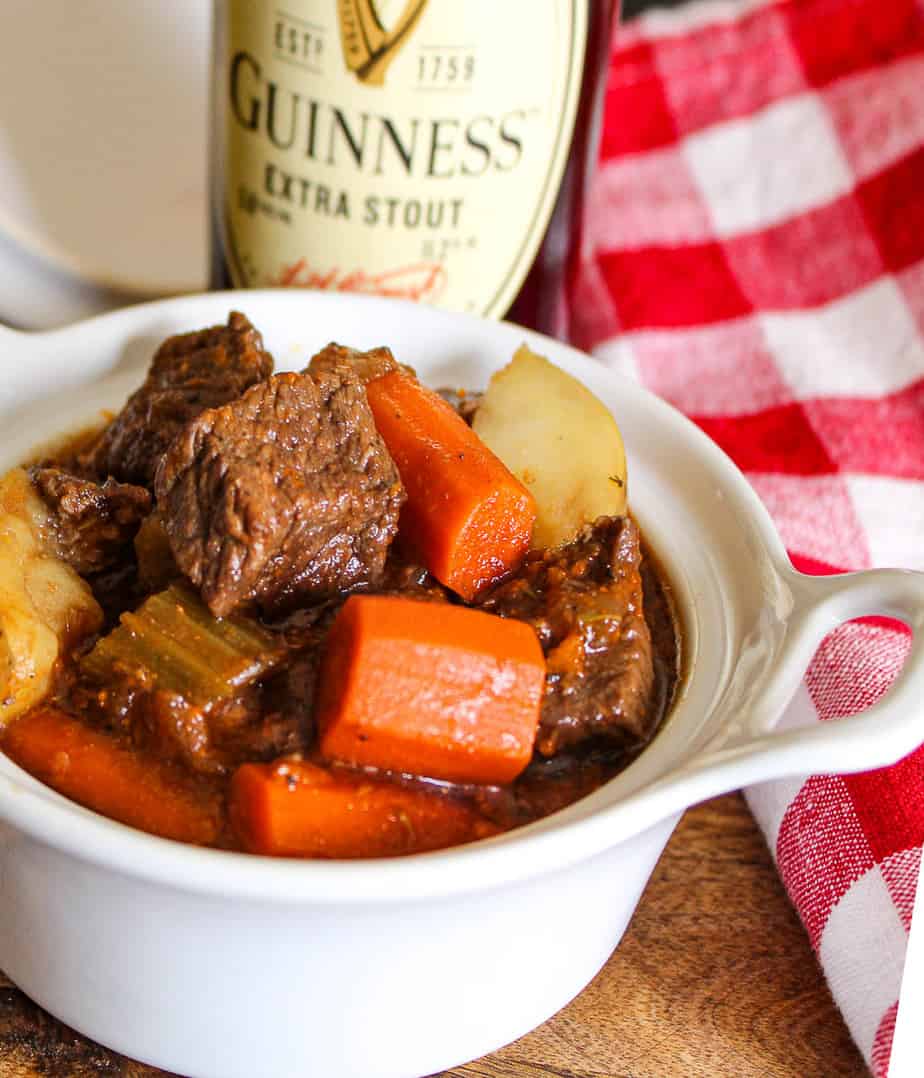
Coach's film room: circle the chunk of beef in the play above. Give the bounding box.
[76,672,306,776]
[156,360,405,617]
[80,311,273,486]
[261,652,323,755]
[141,686,309,775]
[30,466,151,575]
[479,516,655,757]
[307,342,398,385]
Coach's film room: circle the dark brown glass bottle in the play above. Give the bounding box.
[210,1,618,338]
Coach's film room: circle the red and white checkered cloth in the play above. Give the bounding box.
[574,0,924,1072]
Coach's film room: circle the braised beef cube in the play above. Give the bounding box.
[262,652,323,755]
[479,516,655,757]
[156,361,405,617]
[307,342,398,385]
[30,466,151,575]
[209,686,311,768]
[80,311,273,486]
[137,690,221,774]
[135,686,307,776]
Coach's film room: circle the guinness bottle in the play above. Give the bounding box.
[210,1,618,336]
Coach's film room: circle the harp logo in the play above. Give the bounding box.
[337,0,429,85]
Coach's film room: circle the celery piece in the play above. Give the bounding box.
[145,583,277,681]
[81,582,285,703]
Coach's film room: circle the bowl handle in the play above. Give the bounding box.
[652,566,924,825]
[722,566,924,778]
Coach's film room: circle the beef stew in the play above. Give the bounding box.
[0,314,680,858]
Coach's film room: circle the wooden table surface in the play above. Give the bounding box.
[0,793,867,1078]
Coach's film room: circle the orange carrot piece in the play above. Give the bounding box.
[229,760,500,858]
[366,370,536,599]
[2,708,221,846]
[317,595,546,785]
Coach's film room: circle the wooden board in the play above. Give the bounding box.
[0,794,867,1077]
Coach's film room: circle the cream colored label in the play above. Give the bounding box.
[216,0,587,315]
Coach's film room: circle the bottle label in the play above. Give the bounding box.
[216,0,587,316]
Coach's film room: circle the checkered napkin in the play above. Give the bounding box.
[572,0,924,1072]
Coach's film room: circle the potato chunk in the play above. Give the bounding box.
[0,468,103,724]
[472,345,627,550]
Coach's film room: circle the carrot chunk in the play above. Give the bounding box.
[316,595,546,785]
[366,370,536,599]
[229,760,499,858]
[2,707,221,846]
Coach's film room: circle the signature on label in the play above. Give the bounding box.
[272,259,447,303]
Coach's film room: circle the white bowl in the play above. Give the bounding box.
[0,292,922,1078]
